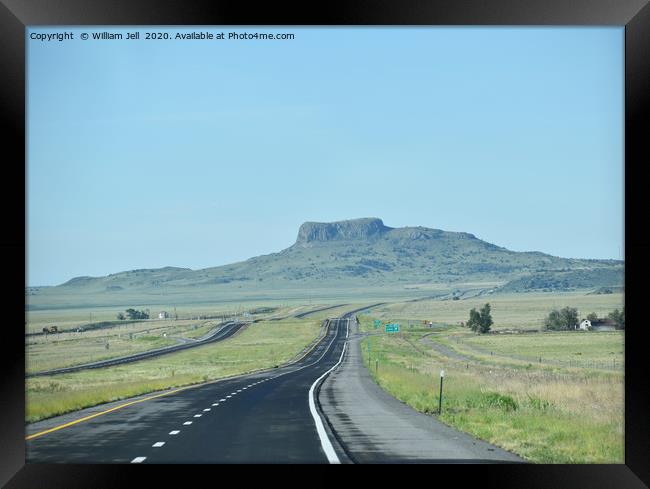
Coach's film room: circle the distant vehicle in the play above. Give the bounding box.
[42,326,58,334]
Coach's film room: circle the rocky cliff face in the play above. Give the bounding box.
[295,218,391,246]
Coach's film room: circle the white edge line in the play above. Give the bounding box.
[308,320,348,465]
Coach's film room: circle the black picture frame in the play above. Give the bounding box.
[2,0,648,486]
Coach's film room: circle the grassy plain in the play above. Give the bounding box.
[458,331,623,369]
[25,318,230,373]
[25,297,349,374]
[358,312,624,463]
[368,291,624,330]
[25,302,300,334]
[26,317,323,423]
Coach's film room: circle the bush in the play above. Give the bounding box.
[482,392,518,411]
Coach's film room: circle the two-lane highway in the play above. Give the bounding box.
[26,318,350,464]
[28,321,246,378]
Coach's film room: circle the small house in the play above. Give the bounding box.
[158,311,169,319]
[578,319,591,331]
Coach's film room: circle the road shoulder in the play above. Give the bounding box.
[318,323,525,463]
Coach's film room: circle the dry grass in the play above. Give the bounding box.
[358,314,624,463]
[370,291,624,330]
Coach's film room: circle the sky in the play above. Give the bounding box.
[27,27,624,286]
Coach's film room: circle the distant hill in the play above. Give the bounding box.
[27,218,623,307]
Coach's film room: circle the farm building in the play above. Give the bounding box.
[577,320,592,331]
[591,319,617,332]
[158,311,169,319]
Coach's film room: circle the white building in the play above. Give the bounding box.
[578,319,591,331]
[159,311,169,319]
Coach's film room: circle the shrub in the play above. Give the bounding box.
[482,392,518,411]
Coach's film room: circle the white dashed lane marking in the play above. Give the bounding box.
[128,330,330,464]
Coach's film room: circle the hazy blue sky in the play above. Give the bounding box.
[27,27,624,286]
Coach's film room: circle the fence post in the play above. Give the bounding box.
[438,370,445,415]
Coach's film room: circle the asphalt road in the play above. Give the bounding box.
[26,318,350,463]
[26,309,524,464]
[319,320,525,463]
[28,321,246,378]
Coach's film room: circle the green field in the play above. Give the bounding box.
[26,317,323,423]
[25,302,303,334]
[358,313,624,463]
[26,289,626,463]
[367,291,624,330]
[459,331,623,369]
[25,318,230,373]
[25,298,354,374]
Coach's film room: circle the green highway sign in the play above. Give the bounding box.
[385,323,399,333]
[374,319,381,328]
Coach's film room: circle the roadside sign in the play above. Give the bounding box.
[374,319,381,328]
[385,323,399,333]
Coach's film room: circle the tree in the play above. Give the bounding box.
[544,307,579,330]
[125,308,149,320]
[586,312,598,322]
[479,303,493,333]
[608,308,625,329]
[467,303,493,334]
[560,307,579,330]
[467,308,481,332]
[544,309,563,330]
[117,312,125,321]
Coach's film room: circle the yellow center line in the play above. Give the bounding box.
[26,317,333,441]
